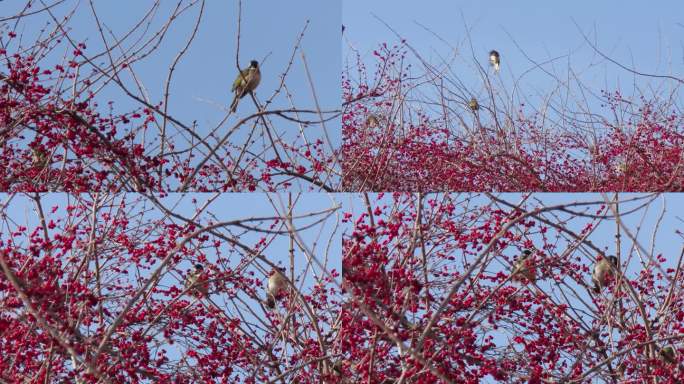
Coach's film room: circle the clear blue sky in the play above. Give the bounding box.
[344,0,684,106]
[1,0,341,190]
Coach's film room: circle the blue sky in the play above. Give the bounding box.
[0,0,341,190]
[343,0,684,110]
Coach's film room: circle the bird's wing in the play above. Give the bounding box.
[231,68,248,92]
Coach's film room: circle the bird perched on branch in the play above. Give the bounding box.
[489,50,500,73]
[615,161,628,174]
[512,249,536,283]
[660,345,677,364]
[185,264,209,297]
[31,147,48,169]
[366,114,380,128]
[264,267,287,309]
[230,60,261,113]
[468,97,479,112]
[592,255,618,293]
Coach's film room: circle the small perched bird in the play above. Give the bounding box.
[489,50,500,73]
[366,114,380,128]
[615,161,628,174]
[592,255,618,293]
[468,97,479,111]
[31,147,48,168]
[512,249,536,283]
[230,60,261,113]
[185,264,209,297]
[264,267,287,309]
[660,345,677,364]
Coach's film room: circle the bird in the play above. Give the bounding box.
[264,267,287,309]
[230,60,261,113]
[31,147,48,168]
[512,249,536,283]
[615,161,628,174]
[468,97,479,111]
[185,264,209,297]
[489,50,500,73]
[366,114,380,128]
[592,255,618,293]
[660,345,677,364]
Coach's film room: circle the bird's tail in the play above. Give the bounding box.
[264,294,275,309]
[229,95,239,113]
[494,62,500,73]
